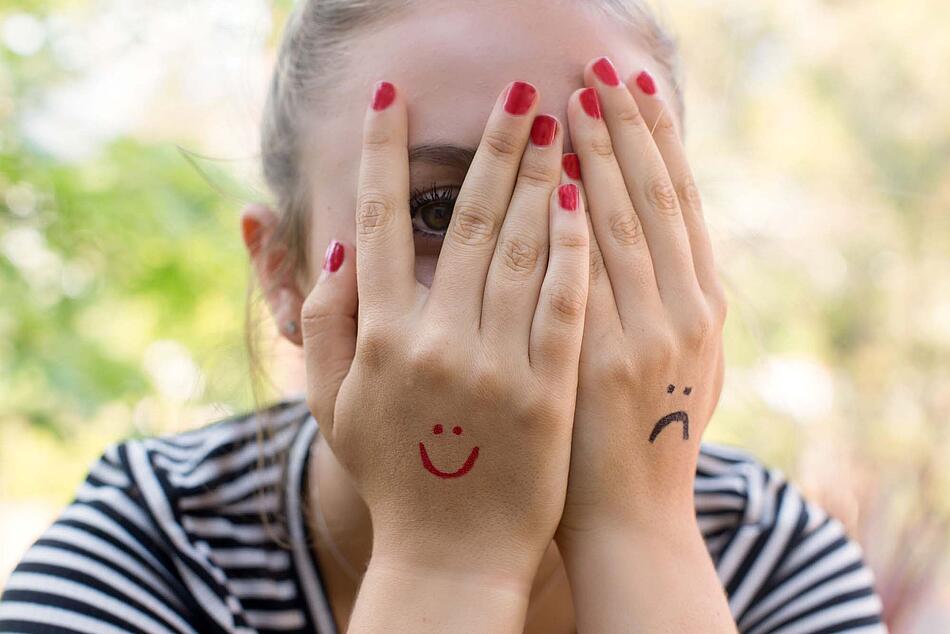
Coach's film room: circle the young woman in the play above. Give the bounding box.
[0,1,886,632]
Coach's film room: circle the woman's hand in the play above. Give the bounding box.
[555,57,734,632]
[302,80,589,630]
[558,57,727,536]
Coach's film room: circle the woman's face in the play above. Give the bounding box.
[303,0,669,287]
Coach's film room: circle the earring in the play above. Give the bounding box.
[283,320,298,336]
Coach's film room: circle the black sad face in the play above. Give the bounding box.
[648,384,692,443]
[419,424,480,479]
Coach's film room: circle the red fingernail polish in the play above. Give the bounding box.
[562,153,581,180]
[372,81,396,111]
[635,71,656,96]
[579,88,601,119]
[504,81,537,115]
[592,57,620,87]
[323,240,344,272]
[558,184,579,212]
[530,114,558,146]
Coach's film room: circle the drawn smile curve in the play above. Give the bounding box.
[418,442,480,479]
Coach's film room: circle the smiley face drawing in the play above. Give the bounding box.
[419,424,480,479]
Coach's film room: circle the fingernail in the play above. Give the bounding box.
[635,70,656,96]
[579,88,601,119]
[372,81,396,111]
[592,57,620,87]
[530,114,558,146]
[504,81,537,116]
[323,240,344,272]
[558,184,579,212]
[562,153,581,180]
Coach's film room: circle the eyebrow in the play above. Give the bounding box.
[408,143,477,171]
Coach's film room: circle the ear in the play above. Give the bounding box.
[241,203,304,346]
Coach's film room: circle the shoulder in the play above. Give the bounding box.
[0,400,319,633]
[696,443,886,633]
[137,399,312,520]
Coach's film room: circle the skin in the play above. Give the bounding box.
[243,1,733,631]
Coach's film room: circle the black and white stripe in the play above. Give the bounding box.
[0,401,886,633]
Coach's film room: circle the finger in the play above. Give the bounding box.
[584,56,699,304]
[567,169,623,339]
[559,155,622,335]
[355,81,415,320]
[429,81,539,322]
[481,114,562,349]
[626,69,726,305]
[530,183,589,379]
[566,85,661,324]
[301,240,358,438]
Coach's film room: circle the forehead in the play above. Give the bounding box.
[312,0,652,169]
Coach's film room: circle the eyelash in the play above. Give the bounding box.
[409,183,460,238]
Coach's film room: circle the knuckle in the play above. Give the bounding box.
[645,176,679,216]
[451,197,499,246]
[553,230,588,251]
[589,135,615,160]
[469,361,506,401]
[709,286,729,324]
[616,105,646,128]
[516,161,559,191]
[519,391,560,424]
[600,352,637,387]
[300,292,326,331]
[409,335,454,382]
[608,208,644,246]
[499,235,542,276]
[547,281,587,325]
[482,128,523,160]
[676,177,703,212]
[355,193,397,236]
[651,110,678,135]
[679,308,715,349]
[355,325,392,369]
[642,329,677,367]
[362,127,392,149]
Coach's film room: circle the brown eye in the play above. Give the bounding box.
[409,185,459,237]
[419,200,453,232]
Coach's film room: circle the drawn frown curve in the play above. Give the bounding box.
[648,410,690,443]
[649,384,692,443]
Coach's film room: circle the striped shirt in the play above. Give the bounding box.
[0,400,886,633]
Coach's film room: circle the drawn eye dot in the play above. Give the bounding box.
[452,426,463,435]
[683,386,692,395]
[666,384,675,394]
[433,424,443,435]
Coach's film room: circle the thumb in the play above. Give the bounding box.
[301,239,357,438]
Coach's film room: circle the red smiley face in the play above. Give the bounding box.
[418,424,480,479]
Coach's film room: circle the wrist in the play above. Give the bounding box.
[555,513,735,634]
[350,553,531,634]
[557,507,704,566]
[371,528,539,597]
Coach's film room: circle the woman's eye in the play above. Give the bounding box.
[409,186,459,238]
